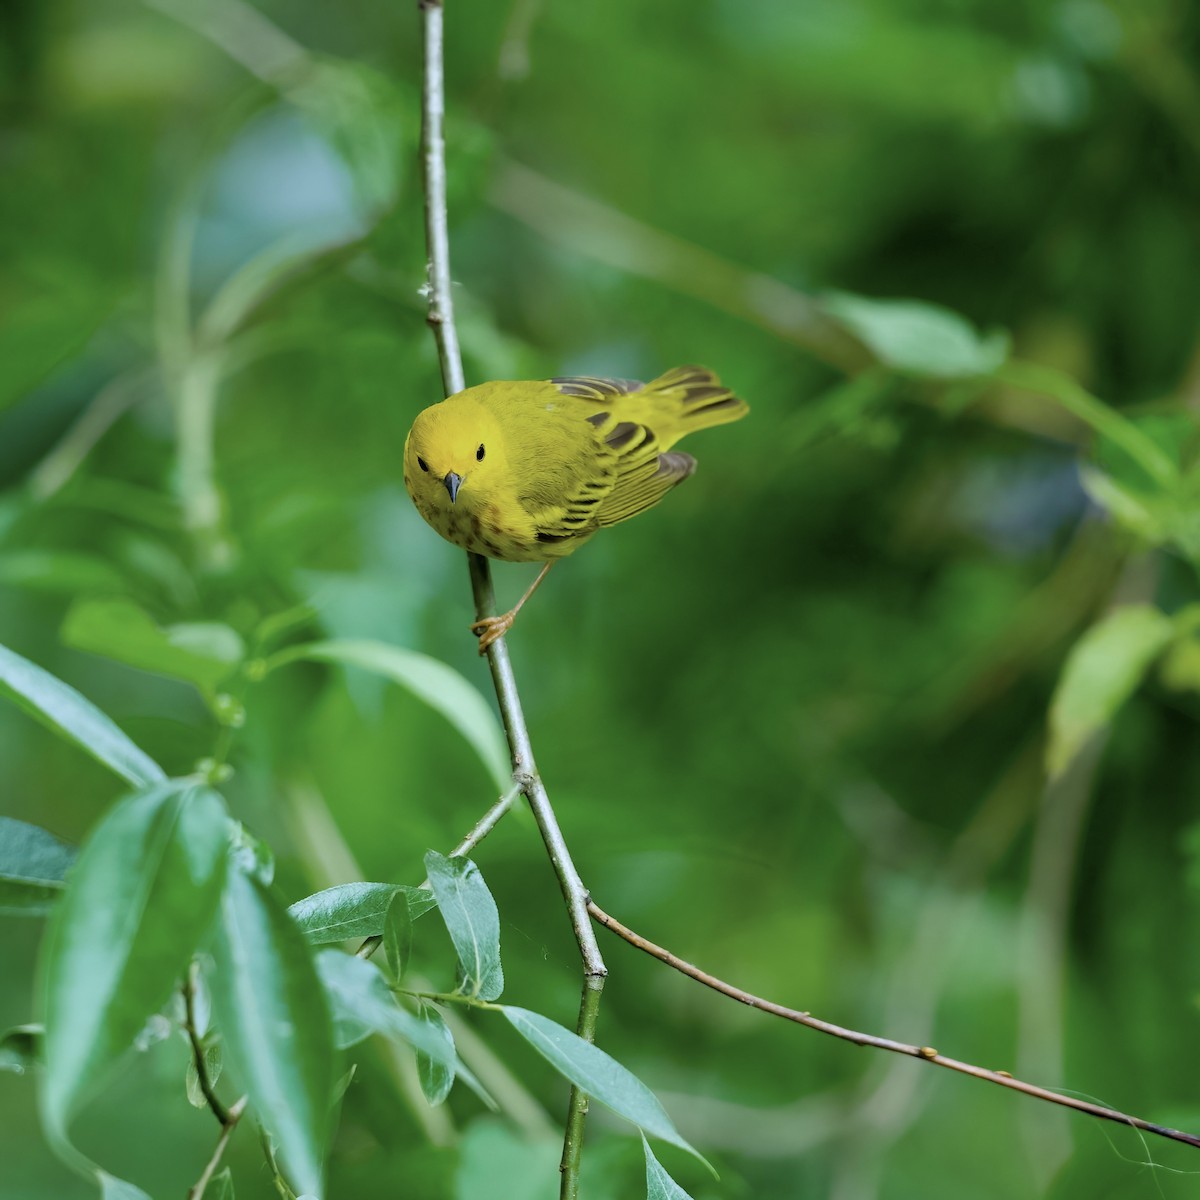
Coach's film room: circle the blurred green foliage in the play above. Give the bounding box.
[4,0,1200,1196]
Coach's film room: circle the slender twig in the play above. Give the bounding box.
[587,899,1200,1153]
[417,6,606,1196]
[183,965,231,1127]
[184,966,251,1198]
[187,1097,247,1200]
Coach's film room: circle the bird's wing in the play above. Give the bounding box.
[551,376,643,400]
[589,419,697,528]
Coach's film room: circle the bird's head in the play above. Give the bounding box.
[404,397,504,511]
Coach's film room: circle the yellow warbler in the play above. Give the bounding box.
[404,366,748,651]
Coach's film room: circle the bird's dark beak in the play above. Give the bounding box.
[443,472,463,503]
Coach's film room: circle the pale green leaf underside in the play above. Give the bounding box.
[0,642,165,787]
[644,1135,695,1199]
[1047,604,1175,778]
[502,1007,709,1171]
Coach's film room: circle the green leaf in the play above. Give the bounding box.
[0,642,165,787]
[209,1167,235,1200]
[0,817,76,915]
[0,551,126,595]
[99,1173,152,1200]
[382,889,413,983]
[0,1024,42,1074]
[185,1042,222,1109]
[314,950,459,1068]
[62,598,243,699]
[288,882,436,944]
[416,1005,455,1106]
[424,851,504,1001]
[1047,605,1176,778]
[267,639,509,790]
[643,1136,695,1199]
[210,869,335,1200]
[39,782,228,1144]
[821,291,1009,379]
[229,823,275,886]
[501,1007,709,1171]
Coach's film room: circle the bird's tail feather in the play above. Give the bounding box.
[638,365,749,445]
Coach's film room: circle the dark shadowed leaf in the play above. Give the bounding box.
[268,640,509,790]
[502,1007,708,1171]
[0,1025,42,1074]
[288,882,436,944]
[39,782,228,1146]
[0,817,75,915]
[383,888,413,983]
[1047,605,1175,778]
[62,598,244,699]
[424,852,503,1001]
[643,1136,695,1199]
[0,643,165,787]
[416,1005,455,1106]
[210,869,335,1200]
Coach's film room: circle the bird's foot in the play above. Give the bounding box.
[470,611,515,655]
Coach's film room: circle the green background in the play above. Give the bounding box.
[3,0,1200,1196]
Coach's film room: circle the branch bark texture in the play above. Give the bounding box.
[417,4,605,1195]
[587,900,1200,1153]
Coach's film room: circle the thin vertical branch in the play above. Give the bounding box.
[417,6,606,1195]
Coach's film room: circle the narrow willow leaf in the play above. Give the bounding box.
[502,1007,709,1172]
[416,1005,455,1106]
[1047,605,1175,778]
[314,951,490,1105]
[269,639,509,790]
[314,950,459,1066]
[185,1042,223,1108]
[288,882,436,944]
[0,1024,42,1074]
[822,291,1009,380]
[209,1167,235,1200]
[643,1136,695,1199]
[63,598,243,698]
[39,782,229,1144]
[424,852,503,1001]
[0,817,75,915]
[230,822,275,885]
[210,869,335,1200]
[0,643,165,787]
[99,1173,152,1200]
[382,889,413,983]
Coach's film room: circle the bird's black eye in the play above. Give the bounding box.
[417,457,429,473]
[476,444,486,462]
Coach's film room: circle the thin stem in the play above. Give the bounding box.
[558,978,604,1197]
[417,8,606,1197]
[183,965,230,1127]
[587,900,1200,1154]
[259,1126,298,1200]
[420,0,465,397]
[187,1097,247,1200]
